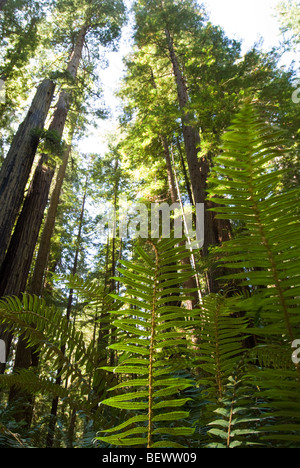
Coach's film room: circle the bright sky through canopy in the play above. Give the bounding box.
[79,0,295,156]
[203,0,283,52]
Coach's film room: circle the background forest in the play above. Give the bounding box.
[0,0,299,449]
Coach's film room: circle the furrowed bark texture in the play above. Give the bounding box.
[4,26,88,414]
[29,145,71,296]
[29,26,87,297]
[0,155,54,375]
[165,29,231,292]
[0,79,55,268]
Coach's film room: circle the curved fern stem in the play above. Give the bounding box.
[249,179,294,344]
[213,299,223,399]
[147,240,159,448]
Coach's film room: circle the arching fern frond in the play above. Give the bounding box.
[195,294,249,403]
[0,294,110,414]
[206,101,300,446]
[97,238,198,449]
[208,101,300,346]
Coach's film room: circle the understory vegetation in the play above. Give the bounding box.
[0,0,299,449]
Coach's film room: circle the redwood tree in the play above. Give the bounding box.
[0,79,55,268]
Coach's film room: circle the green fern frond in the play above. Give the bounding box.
[195,294,249,403]
[206,373,262,448]
[0,294,107,410]
[206,101,300,446]
[208,102,300,345]
[97,238,197,448]
[246,366,300,447]
[59,273,109,305]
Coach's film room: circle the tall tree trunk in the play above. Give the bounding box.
[46,25,87,136]
[28,25,87,298]
[0,79,55,268]
[6,25,87,400]
[29,144,72,296]
[11,21,87,410]
[0,155,54,375]
[165,28,231,292]
[46,174,87,448]
[163,138,201,309]
[164,28,207,206]
[161,136,178,204]
[5,146,72,424]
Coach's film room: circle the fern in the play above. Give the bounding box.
[206,101,300,446]
[0,294,112,418]
[208,101,300,346]
[195,294,249,400]
[206,372,262,448]
[1,102,300,448]
[97,238,198,448]
[246,366,300,446]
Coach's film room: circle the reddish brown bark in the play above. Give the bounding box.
[0,155,54,375]
[165,28,232,292]
[4,27,88,419]
[29,145,71,296]
[28,26,88,297]
[0,79,55,268]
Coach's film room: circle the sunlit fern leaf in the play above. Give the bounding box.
[207,101,300,446]
[192,293,250,437]
[0,294,114,415]
[208,101,300,344]
[206,372,262,448]
[97,238,197,448]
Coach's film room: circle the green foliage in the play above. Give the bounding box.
[97,238,198,448]
[208,101,300,344]
[0,0,299,448]
[1,99,300,449]
[276,0,300,49]
[195,294,249,404]
[202,101,300,448]
[31,128,66,161]
[206,372,262,448]
[0,293,110,419]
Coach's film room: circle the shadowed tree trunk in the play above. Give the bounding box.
[162,137,201,309]
[1,24,87,425]
[46,174,88,448]
[0,155,54,375]
[165,28,232,292]
[28,25,88,297]
[7,22,87,380]
[29,144,72,297]
[0,79,55,268]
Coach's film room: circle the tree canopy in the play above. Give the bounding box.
[0,0,299,450]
